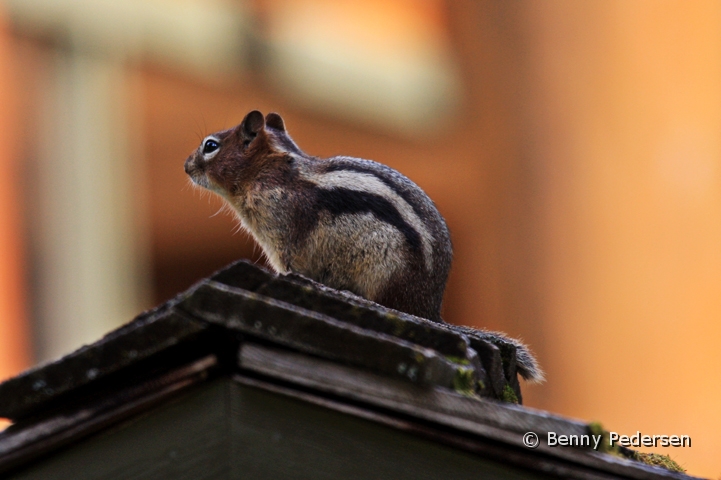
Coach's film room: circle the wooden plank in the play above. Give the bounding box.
[210,260,470,357]
[233,375,622,480]
[5,376,548,480]
[0,309,207,420]
[208,260,525,398]
[179,281,461,387]
[0,356,218,477]
[238,343,695,480]
[227,380,548,480]
[6,375,230,480]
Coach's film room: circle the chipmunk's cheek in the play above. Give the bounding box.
[186,166,211,189]
[184,157,213,190]
[183,156,194,175]
[197,176,212,189]
[200,174,230,196]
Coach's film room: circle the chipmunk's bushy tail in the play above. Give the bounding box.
[453,325,545,383]
[498,333,545,383]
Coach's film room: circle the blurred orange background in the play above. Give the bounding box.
[0,0,719,477]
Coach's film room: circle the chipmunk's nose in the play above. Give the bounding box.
[184,157,194,174]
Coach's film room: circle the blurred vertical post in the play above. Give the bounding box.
[32,47,148,362]
[0,7,31,381]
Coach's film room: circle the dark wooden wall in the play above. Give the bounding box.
[8,379,547,480]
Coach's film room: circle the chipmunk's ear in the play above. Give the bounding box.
[241,110,265,139]
[265,112,286,132]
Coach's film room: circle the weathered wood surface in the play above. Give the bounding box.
[0,344,699,479]
[4,378,549,480]
[178,281,462,388]
[0,356,217,476]
[0,308,207,420]
[238,343,698,480]
[213,261,470,357]
[211,260,523,397]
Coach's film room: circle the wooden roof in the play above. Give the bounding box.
[0,261,698,479]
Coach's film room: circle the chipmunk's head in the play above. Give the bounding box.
[184,110,302,197]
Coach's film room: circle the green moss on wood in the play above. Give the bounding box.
[631,452,685,473]
[445,356,470,366]
[587,422,685,474]
[500,384,518,404]
[452,367,476,396]
[587,421,620,456]
[383,313,406,336]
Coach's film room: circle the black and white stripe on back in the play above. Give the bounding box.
[315,188,422,253]
[306,162,436,270]
[324,162,429,225]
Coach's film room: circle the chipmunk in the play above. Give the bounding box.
[185,110,452,321]
[185,110,544,383]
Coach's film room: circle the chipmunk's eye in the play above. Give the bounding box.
[203,139,219,155]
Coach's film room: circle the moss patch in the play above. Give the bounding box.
[501,384,518,404]
[452,367,476,396]
[631,452,685,473]
[587,421,620,456]
[445,356,470,366]
[587,422,685,474]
